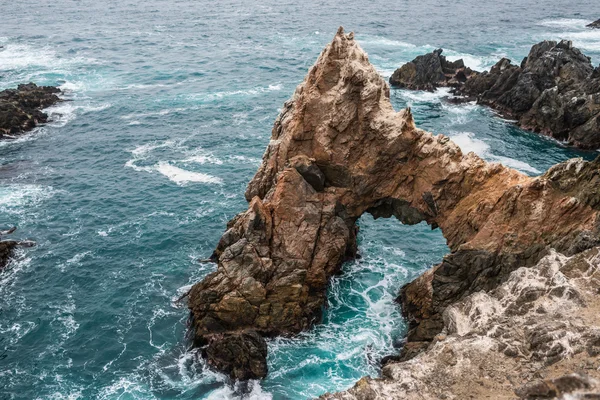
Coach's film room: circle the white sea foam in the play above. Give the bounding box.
[360,36,419,48]
[0,184,56,215]
[398,87,451,103]
[449,132,541,174]
[43,102,112,128]
[0,43,96,71]
[186,84,283,103]
[156,162,223,185]
[206,380,272,400]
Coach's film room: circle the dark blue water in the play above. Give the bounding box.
[0,1,599,398]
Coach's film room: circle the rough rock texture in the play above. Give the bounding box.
[322,248,600,399]
[188,28,600,381]
[0,83,61,138]
[457,40,600,149]
[389,49,477,91]
[587,19,600,29]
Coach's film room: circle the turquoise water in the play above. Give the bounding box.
[1,1,599,398]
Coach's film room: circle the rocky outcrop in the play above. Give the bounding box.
[0,83,61,138]
[393,41,600,149]
[459,40,600,149]
[188,27,600,384]
[323,247,600,399]
[587,19,600,29]
[389,49,478,91]
[0,227,35,270]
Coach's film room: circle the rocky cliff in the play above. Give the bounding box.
[389,48,478,91]
[0,83,61,138]
[187,27,600,392]
[390,41,600,150]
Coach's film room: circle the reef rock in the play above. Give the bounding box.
[389,49,477,91]
[0,83,61,138]
[587,19,600,29]
[188,27,600,382]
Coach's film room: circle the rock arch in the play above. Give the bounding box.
[188,28,600,379]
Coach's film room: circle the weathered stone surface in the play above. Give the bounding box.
[203,330,268,380]
[188,27,600,380]
[325,248,600,399]
[0,83,61,138]
[459,40,600,149]
[389,48,477,91]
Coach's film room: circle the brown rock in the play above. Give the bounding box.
[188,27,600,379]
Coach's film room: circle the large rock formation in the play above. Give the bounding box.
[188,28,600,384]
[393,41,600,149]
[459,40,600,149]
[0,83,61,138]
[389,49,477,91]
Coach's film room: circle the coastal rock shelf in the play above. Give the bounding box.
[187,26,600,394]
[0,83,61,138]
[390,41,600,150]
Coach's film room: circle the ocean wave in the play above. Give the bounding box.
[449,131,541,174]
[0,43,96,71]
[395,87,451,103]
[44,102,112,127]
[360,35,419,48]
[0,184,56,215]
[185,84,283,103]
[156,162,223,185]
[538,18,591,29]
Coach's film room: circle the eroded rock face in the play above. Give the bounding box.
[0,83,61,138]
[389,49,477,91]
[188,28,600,380]
[459,40,600,149]
[323,248,600,399]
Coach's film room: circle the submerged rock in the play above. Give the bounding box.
[0,227,35,269]
[587,19,600,29]
[389,48,477,91]
[0,83,62,138]
[188,27,600,384]
[394,40,600,149]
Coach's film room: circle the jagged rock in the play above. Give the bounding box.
[324,248,600,399]
[459,40,600,149]
[188,28,600,380]
[389,48,477,91]
[393,41,600,149]
[202,330,268,380]
[587,19,600,29]
[0,83,61,138]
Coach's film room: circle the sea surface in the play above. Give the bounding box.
[0,1,599,398]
